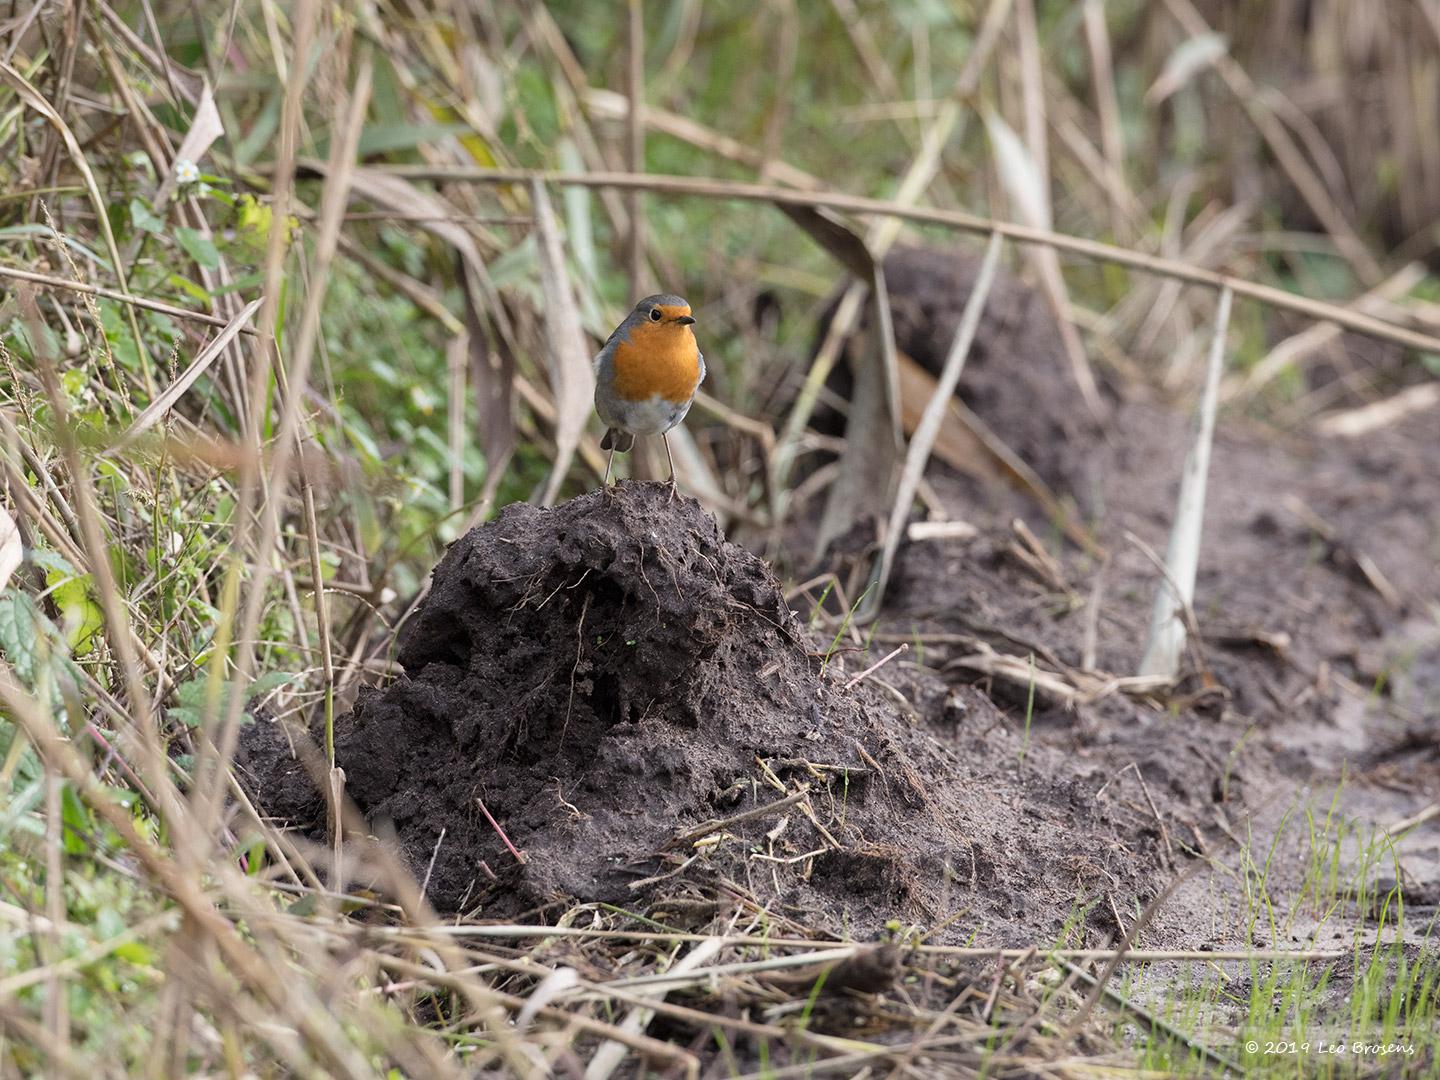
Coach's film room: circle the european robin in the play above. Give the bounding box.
[593,293,705,500]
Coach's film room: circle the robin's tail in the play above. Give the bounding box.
[600,428,635,453]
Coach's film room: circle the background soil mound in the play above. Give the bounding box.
[816,245,1104,502]
[884,245,1105,500]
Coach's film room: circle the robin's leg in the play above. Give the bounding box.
[662,431,678,502]
[602,445,617,501]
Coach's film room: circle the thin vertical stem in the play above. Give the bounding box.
[627,0,646,296]
[1082,0,1128,239]
[447,335,465,512]
[43,763,68,1056]
[1139,286,1233,678]
[859,231,1006,623]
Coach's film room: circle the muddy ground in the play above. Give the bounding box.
[238,249,1439,965]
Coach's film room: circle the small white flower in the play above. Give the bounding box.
[175,158,200,185]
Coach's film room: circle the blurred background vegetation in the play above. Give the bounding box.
[9,0,1439,606]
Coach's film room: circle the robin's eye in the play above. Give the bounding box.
[649,308,662,322]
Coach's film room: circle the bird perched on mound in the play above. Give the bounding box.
[593,293,705,500]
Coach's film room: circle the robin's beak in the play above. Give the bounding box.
[677,315,696,325]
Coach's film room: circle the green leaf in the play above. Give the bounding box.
[7,316,61,362]
[171,671,295,729]
[96,907,126,939]
[233,92,282,166]
[60,783,92,855]
[173,226,220,269]
[0,779,44,836]
[113,941,158,966]
[0,593,42,683]
[50,573,103,654]
[0,226,111,270]
[343,122,473,157]
[165,273,213,304]
[27,550,79,579]
[247,671,297,700]
[128,198,166,235]
[61,368,87,400]
[170,676,210,729]
[242,834,268,876]
[208,271,267,296]
[175,677,208,709]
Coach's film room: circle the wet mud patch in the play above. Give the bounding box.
[240,484,1182,943]
[848,248,1440,948]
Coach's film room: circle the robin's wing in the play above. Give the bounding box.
[696,348,706,385]
[593,323,629,375]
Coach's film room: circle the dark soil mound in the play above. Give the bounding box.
[342,482,866,913]
[239,483,1182,942]
[885,245,1106,501]
[818,244,1105,503]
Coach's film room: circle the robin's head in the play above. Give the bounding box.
[631,293,696,329]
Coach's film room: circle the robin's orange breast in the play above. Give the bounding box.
[611,323,702,405]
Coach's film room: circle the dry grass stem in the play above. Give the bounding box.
[371,165,1440,355]
[1139,286,1232,679]
[864,232,1005,620]
[0,265,253,331]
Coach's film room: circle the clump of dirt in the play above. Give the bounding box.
[240,484,1183,943]
[771,244,1437,957]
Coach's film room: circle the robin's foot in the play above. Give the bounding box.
[659,433,682,505]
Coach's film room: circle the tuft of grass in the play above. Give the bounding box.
[1129,797,1440,1077]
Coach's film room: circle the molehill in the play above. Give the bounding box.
[238,482,1175,940]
